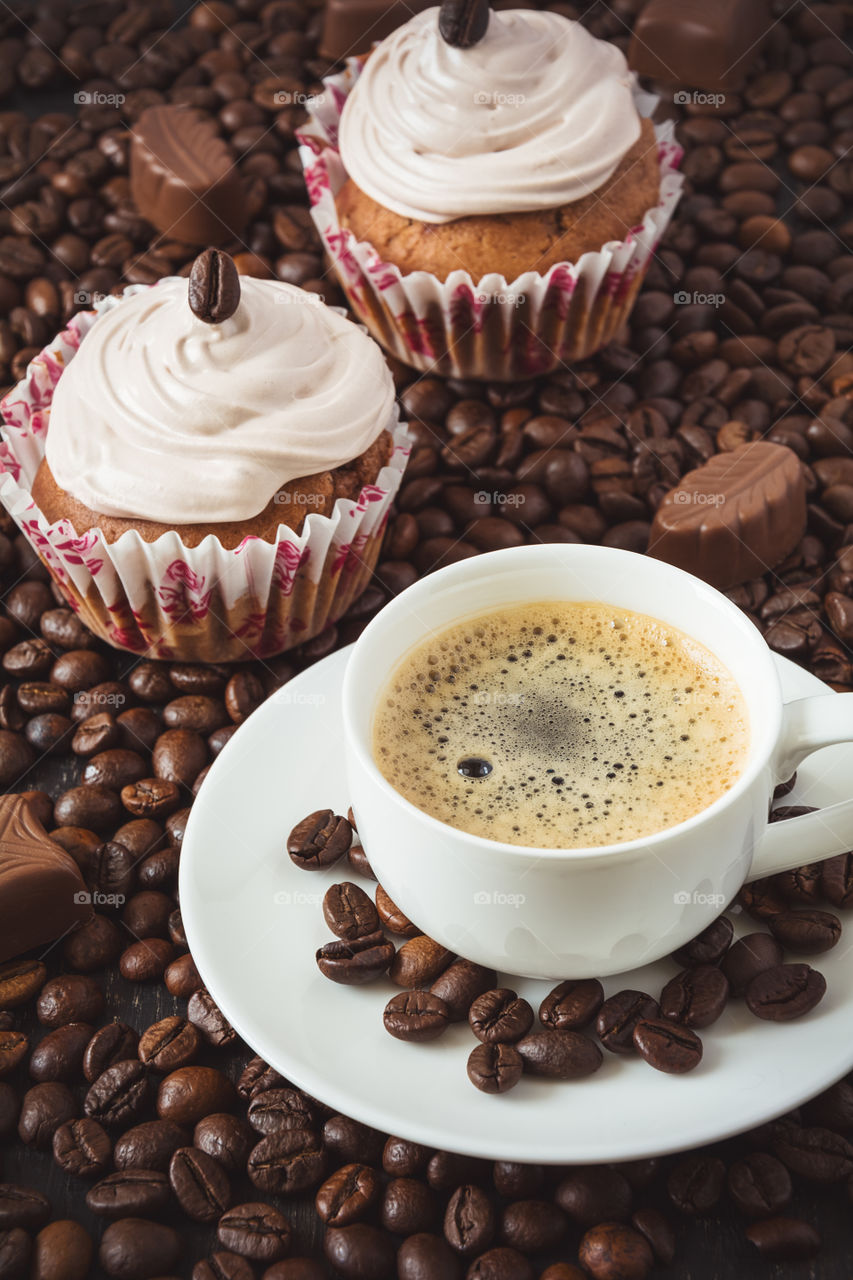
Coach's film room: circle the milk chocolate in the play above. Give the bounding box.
[130,106,246,246]
[0,794,92,963]
[319,0,436,60]
[629,0,772,92]
[648,442,806,591]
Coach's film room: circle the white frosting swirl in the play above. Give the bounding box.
[337,7,642,224]
[46,278,396,524]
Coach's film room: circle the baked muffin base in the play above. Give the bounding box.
[32,431,394,548]
[335,119,661,283]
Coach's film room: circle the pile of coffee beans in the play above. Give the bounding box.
[290,808,838,1093]
[0,0,851,1274]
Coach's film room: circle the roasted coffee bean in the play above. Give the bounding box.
[193,1253,253,1280]
[767,908,842,954]
[122,890,173,939]
[322,881,379,941]
[578,1223,653,1280]
[247,1087,314,1136]
[41,607,95,651]
[771,1126,853,1183]
[193,1114,254,1175]
[324,1115,385,1167]
[98,1218,181,1278]
[17,682,70,715]
[633,1018,703,1074]
[316,932,395,985]
[820,852,853,907]
[85,1060,150,1128]
[54,785,121,833]
[429,959,497,1020]
[18,1082,76,1149]
[113,1120,191,1174]
[555,1169,632,1226]
[384,991,451,1042]
[83,1022,138,1083]
[397,1232,463,1280]
[802,1080,853,1133]
[745,1217,821,1261]
[224,671,265,723]
[492,1163,544,1200]
[288,809,352,869]
[158,1067,237,1126]
[438,0,490,48]
[375,884,418,936]
[630,1207,676,1266]
[37,975,103,1028]
[25,711,72,754]
[721,932,785,996]
[738,877,788,920]
[659,965,729,1028]
[316,1163,380,1227]
[169,1146,230,1222]
[248,1129,325,1195]
[153,729,207,787]
[727,1152,792,1217]
[52,1117,112,1179]
[30,1219,93,1280]
[163,695,228,733]
[469,989,533,1044]
[443,1184,496,1257]
[0,1184,51,1231]
[70,684,128,725]
[596,991,660,1054]
[189,248,241,324]
[0,959,46,1008]
[380,1176,436,1234]
[121,778,182,818]
[28,1022,92,1082]
[467,1043,524,1094]
[0,1029,27,1076]
[465,1246,534,1279]
[667,1154,726,1214]
[139,845,181,892]
[72,712,120,756]
[83,748,147,790]
[324,1224,395,1279]
[117,708,161,754]
[187,990,236,1047]
[516,1030,602,1080]
[50,650,110,691]
[0,1227,31,1280]
[383,1136,432,1178]
[86,1169,171,1219]
[389,936,454,987]
[746,963,826,1020]
[119,938,175,983]
[499,1200,566,1253]
[671,915,734,966]
[0,729,35,785]
[3,641,53,682]
[539,979,604,1031]
[237,1057,285,1100]
[217,1202,292,1263]
[138,1017,199,1072]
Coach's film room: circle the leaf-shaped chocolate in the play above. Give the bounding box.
[130,106,246,246]
[648,442,806,591]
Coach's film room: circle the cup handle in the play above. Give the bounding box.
[748,693,853,881]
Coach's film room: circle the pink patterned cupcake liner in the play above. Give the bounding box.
[298,65,684,380]
[0,285,410,662]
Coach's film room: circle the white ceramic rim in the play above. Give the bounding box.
[342,544,782,861]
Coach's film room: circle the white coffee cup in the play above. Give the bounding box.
[343,544,853,979]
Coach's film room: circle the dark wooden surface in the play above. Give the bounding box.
[2,701,851,1280]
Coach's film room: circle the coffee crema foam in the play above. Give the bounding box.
[372,601,749,849]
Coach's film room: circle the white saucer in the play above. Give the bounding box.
[180,647,853,1164]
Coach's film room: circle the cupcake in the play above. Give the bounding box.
[0,253,409,662]
[299,4,683,379]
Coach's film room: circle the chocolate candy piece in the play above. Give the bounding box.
[628,0,772,92]
[648,442,806,591]
[439,0,490,48]
[188,249,241,325]
[0,794,92,963]
[319,0,435,60]
[130,106,246,246]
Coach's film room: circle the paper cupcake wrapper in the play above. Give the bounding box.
[0,284,410,662]
[298,64,684,380]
